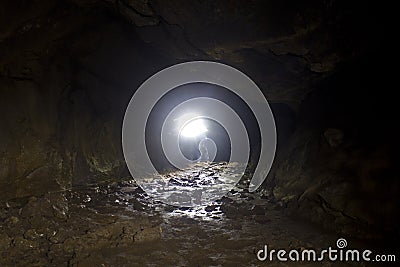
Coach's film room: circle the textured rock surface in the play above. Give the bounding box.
[0,0,396,239]
[0,182,162,266]
[1,178,379,266]
[268,60,398,238]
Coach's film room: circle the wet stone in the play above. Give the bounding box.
[0,163,343,266]
[129,198,146,211]
[251,205,266,215]
[219,196,233,203]
[205,205,218,212]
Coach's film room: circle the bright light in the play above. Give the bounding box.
[180,119,208,138]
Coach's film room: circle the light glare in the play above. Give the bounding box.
[180,119,208,138]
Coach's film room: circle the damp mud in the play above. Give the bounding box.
[0,164,387,266]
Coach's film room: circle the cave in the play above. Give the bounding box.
[0,1,398,266]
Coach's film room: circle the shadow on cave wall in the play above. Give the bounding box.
[270,55,398,239]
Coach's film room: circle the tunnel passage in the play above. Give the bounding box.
[0,1,398,265]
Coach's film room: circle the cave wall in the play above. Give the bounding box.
[270,56,398,237]
[1,0,395,236]
[0,1,172,199]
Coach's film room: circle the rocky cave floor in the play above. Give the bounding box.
[0,164,388,266]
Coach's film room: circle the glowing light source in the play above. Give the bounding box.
[180,119,208,138]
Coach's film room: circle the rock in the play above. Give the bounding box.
[323,128,344,147]
[205,205,218,212]
[117,0,159,26]
[251,205,265,215]
[0,0,394,252]
[134,226,162,242]
[13,236,39,250]
[21,196,52,218]
[273,123,396,238]
[129,198,145,211]
[62,238,76,254]
[254,216,271,224]
[50,194,69,220]
[48,230,68,244]
[220,196,233,203]
[0,233,11,250]
[23,229,40,241]
[5,216,19,225]
[0,0,367,203]
[220,203,252,218]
